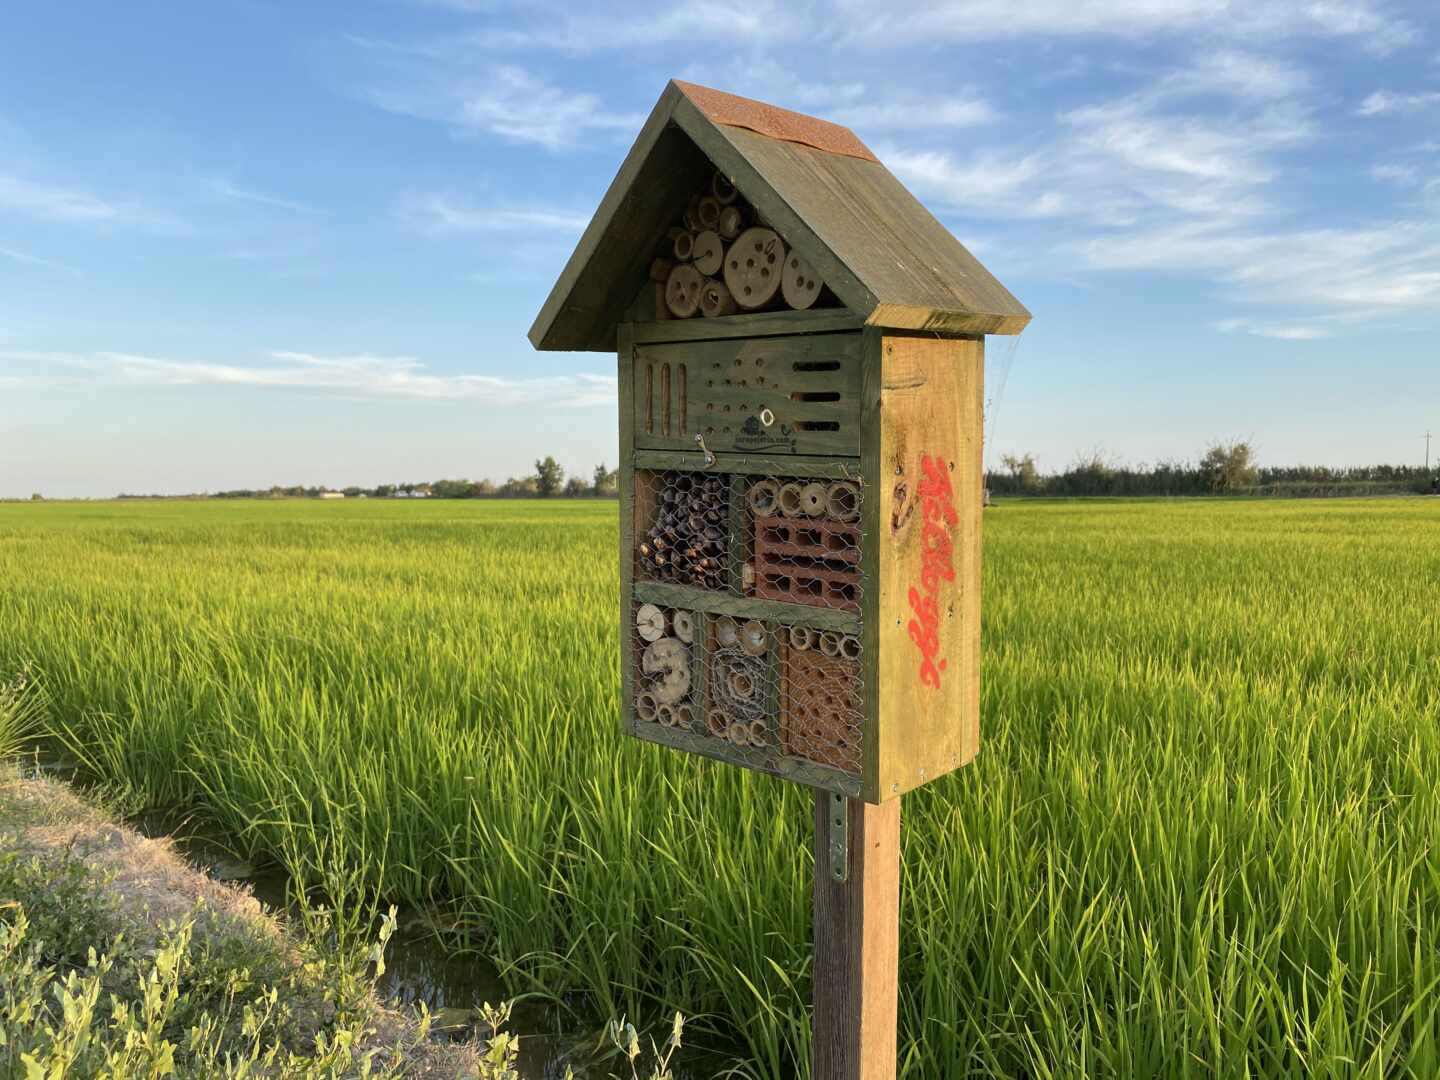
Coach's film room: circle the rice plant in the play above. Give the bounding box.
[1,496,1438,1077]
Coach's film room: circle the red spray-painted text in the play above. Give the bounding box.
[906,454,957,689]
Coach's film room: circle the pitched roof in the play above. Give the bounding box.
[529,81,1030,352]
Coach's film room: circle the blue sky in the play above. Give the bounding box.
[2,1,1438,497]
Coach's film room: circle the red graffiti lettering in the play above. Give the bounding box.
[905,454,957,689]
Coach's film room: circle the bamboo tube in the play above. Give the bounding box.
[800,482,827,517]
[778,482,805,517]
[712,171,738,204]
[819,631,843,658]
[635,693,658,722]
[673,230,696,261]
[739,620,768,656]
[840,635,862,660]
[747,479,779,516]
[696,195,722,229]
[718,205,745,240]
[788,625,816,651]
[707,708,729,737]
[825,481,861,522]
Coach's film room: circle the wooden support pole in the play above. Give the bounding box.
[813,792,901,1080]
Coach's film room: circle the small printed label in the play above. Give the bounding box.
[906,454,957,690]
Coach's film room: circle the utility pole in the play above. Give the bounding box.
[1426,430,1433,472]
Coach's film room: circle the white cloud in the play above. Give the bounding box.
[38,351,616,407]
[213,180,313,214]
[1069,221,1440,313]
[1215,318,1331,341]
[357,57,641,148]
[833,98,994,130]
[399,194,588,235]
[0,175,117,222]
[834,0,1416,52]
[1370,162,1421,185]
[0,247,80,275]
[1357,90,1440,116]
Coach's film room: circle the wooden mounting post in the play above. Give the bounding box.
[813,791,901,1079]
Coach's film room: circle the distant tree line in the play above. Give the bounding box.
[128,459,623,501]
[987,442,1437,498]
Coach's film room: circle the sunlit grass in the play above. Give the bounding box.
[2,496,1439,1077]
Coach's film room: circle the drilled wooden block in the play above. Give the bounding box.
[781,643,862,775]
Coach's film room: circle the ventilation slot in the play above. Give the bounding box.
[791,391,841,402]
[793,360,841,373]
[677,364,687,435]
[794,421,840,432]
[661,363,671,436]
[644,364,654,435]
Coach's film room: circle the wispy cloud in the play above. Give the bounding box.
[0,246,80,275]
[355,54,641,148]
[24,351,616,407]
[1357,89,1440,116]
[213,180,313,214]
[399,193,588,235]
[1215,318,1331,341]
[1370,162,1421,185]
[834,0,1416,53]
[0,175,117,222]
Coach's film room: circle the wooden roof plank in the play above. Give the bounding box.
[529,80,1030,353]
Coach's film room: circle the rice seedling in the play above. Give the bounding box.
[1,496,1438,1077]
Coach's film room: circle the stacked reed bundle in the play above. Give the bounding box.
[652,171,826,320]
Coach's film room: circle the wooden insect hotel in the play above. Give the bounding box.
[531,81,1029,805]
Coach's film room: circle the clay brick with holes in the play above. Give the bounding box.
[752,515,861,611]
[781,645,862,775]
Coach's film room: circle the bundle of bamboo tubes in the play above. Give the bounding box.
[653,170,826,319]
[637,473,728,589]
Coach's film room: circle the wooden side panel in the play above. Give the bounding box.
[873,334,984,798]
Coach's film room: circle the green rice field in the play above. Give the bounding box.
[2,496,1439,1077]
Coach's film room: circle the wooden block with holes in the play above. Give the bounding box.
[529,79,1028,803]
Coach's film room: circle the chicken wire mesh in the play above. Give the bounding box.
[634,468,863,610]
[630,465,866,781]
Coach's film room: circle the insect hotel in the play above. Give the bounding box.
[531,81,1028,1076]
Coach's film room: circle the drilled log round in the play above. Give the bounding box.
[747,478,780,516]
[777,482,805,517]
[672,609,695,644]
[739,620,768,656]
[800,482,827,517]
[672,230,696,261]
[723,227,785,309]
[711,171,738,205]
[841,635,862,661]
[717,204,745,240]
[692,230,724,276]
[781,252,823,310]
[665,263,704,318]
[700,278,738,318]
[642,638,691,704]
[825,481,861,522]
[707,708,729,736]
[696,196,722,230]
[635,692,658,722]
[819,631,844,658]
[635,603,666,642]
[715,616,739,649]
[788,625,816,652]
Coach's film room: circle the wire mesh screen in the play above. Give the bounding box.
[631,465,866,783]
[635,469,863,610]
